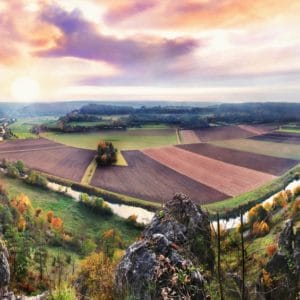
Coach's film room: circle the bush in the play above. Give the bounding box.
[25,171,48,189]
[50,284,77,300]
[272,191,288,209]
[266,244,277,257]
[7,164,19,178]
[81,239,97,256]
[247,204,269,226]
[290,198,300,218]
[80,194,113,216]
[15,160,25,174]
[252,221,270,237]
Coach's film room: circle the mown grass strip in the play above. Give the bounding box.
[81,156,98,185]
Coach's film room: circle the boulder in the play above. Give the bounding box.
[115,193,213,299]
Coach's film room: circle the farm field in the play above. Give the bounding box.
[189,125,255,142]
[179,130,201,144]
[278,124,300,133]
[0,138,95,182]
[42,128,177,150]
[0,174,140,245]
[91,150,228,204]
[8,116,58,139]
[143,146,276,197]
[177,143,298,176]
[211,139,300,160]
[250,131,300,144]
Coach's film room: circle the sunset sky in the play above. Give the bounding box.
[1,0,300,102]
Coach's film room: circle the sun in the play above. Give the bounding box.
[10,77,40,102]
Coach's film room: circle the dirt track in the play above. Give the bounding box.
[177,143,298,176]
[91,150,229,204]
[143,146,276,197]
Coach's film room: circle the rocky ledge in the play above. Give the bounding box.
[115,193,214,300]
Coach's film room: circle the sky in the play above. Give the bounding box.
[0,0,300,102]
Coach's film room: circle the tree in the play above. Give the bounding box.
[77,252,119,300]
[15,160,25,174]
[96,141,117,166]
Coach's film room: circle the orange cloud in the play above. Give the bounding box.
[103,0,300,31]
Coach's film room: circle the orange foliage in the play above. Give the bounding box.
[248,204,268,226]
[18,217,27,231]
[266,244,277,257]
[127,214,138,223]
[272,191,288,208]
[262,269,272,287]
[252,221,270,237]
[51,217,63,231]
[47,211,54,223]
[11,194,32,214]
[290,198,300,217]
[79,252,118,300]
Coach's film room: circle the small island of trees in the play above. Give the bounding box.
[96,141,117,166]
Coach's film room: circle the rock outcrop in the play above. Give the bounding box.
[115,193,213,300]
[0,239,10,298]
[258,219,300,299]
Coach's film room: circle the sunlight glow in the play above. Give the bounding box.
[10,77,40,102]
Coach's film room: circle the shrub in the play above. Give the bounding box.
[272,191,288,209]
[50,284,77,300]
[266,244,277,257]
[7,164,19,178]
[247,204,268,226]
[80,194,113,216]
[15,160,25,174]
[290,198,300,218]
[25,171,48,189]
[81,239,97,256]
[11,194,32,214]
[77,252,117,300]
[252,221,270,237]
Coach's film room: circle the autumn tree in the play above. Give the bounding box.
[96,141,117,166]
[77,252,120,299]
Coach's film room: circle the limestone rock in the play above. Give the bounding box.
[115,193,213,300]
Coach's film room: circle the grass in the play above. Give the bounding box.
[42,129,177,150]
[81,157,97,185]
[42,129,177,166]
[9,117,58,139]
[204,164,300,213]
[211,138,300,160]
[0,174,141,246]
[278,127,300,133]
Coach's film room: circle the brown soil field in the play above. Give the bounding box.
[238,124,278,135]
[179,130,202,144]
[0,138,63,152]
[143,146,276,197]
[0,138,95,182]
[177,143,298,176]
[91,150,229,204]
[250,132,300,144]
[193,126,255,142]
